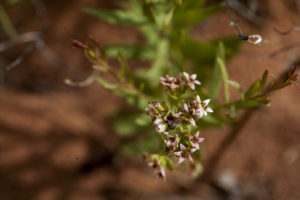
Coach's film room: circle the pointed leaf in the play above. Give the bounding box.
[210,42,225,101]
[245,79,261,98]
[227,80,244,99]
[84,8,145,25]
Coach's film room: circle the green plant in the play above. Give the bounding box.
[68,0,298,180]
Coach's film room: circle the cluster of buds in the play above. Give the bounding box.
[145,72,213,180]
[160,72,201,90]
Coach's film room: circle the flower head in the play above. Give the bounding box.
[164,134,178,155]
[174,144,195,164]
[195,95,213,119]
[163,112,182,130]
[183,72,201,90]
[160,75,182,89]
[188,131,205,150]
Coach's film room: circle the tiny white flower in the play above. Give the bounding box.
[174,144,194,164]
[189,117,196,126]
[188,131,205,150]
[195,96,213,118]
[156,123,167,133]
[183,72,201,90]
[154,118,164,126]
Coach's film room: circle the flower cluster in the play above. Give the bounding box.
[160,72,201,90]
[145,72,212,180]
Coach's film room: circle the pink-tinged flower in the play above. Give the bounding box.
[182,103,197,126]
[164,134,178,155]
[153,118,167,133]
[160,75,180,89]
[195,95,213,119]
[174,144,194,164]
[145,101,162,112]
[188,131,205,150]
[148,158,166,181]
[164,112,182,130]
[183,72,201,90]
[189,117,196,127]
[156,123,167,133]
[155,166,166,181]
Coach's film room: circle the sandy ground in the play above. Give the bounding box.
[0,0,300,199]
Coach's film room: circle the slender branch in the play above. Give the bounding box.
[198,65,297,182]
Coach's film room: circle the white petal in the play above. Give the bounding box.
[180,143,187,150]
[195,131,200,137]
[187,155,193,162]
[154,118,163,125]
[203,99,211,106]
[194,80,201,85]
[206,107,213,113]
[191,74,197,80]
[189,118,196,126]
[174,151,181,156]
[191,147,197,153]
[196,95,201,103]
[156,124,166,133]
[183,72,189,80]
[160,167,166,179]
[178,157,185,164]
[190,83,195,90]
[196,110,204,118]
[183,104,189,112]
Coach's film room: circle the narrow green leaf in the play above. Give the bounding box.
[227,80,244,100]
[84,8,145,25]
[245,79,261,98]
[217,57,230,103]
[260,70,268,91]
[105,45,155,60]
[117,50,129,82]
[146,39,169,81]
[97,77,117,90]
[210,42,225,101]
[143,1,156,23]
[235,96,270,109]
[173,3,223,27]
[0,4,18,38]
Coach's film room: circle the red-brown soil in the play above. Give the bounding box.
[0,0,300,199]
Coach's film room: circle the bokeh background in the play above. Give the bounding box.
[0,0,300,199]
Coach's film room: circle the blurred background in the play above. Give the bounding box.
[0,0,300,199]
